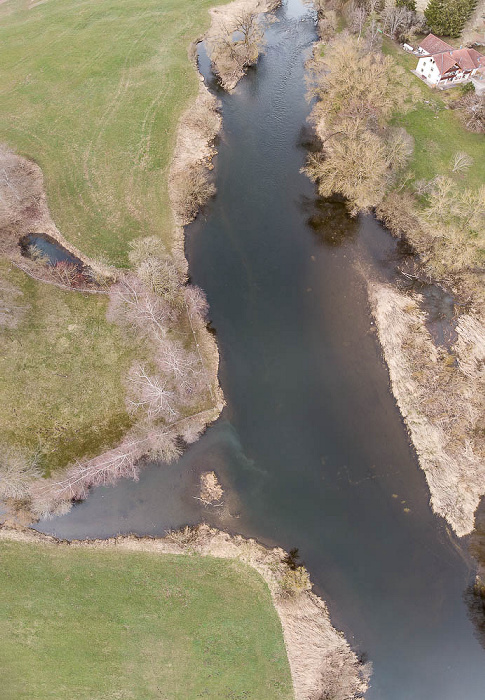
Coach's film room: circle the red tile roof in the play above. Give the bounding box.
[419,33,454,55]
[431,47,485,76]
[432,52,458,75]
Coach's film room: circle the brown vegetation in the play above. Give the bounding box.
[169,84,221,227]
[206,0,280,90]
[304,31,418,214]
[0,524,371,700]
[454,92,485,134]
[376,178,485,305]
[199,470,224,504]
[369,282,485,536]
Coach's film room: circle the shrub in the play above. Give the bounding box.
[280,566,312,596]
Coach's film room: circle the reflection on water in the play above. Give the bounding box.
[305,195,359,247]
[36,1,485,698]
[20,233,83,268]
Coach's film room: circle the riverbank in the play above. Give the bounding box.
[305,9,485,538]
[0,0,229,515]
[0,523,369,700]
[0,526,294,700]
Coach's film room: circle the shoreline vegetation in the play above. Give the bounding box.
[0,0,248,519]
[0,523,370,700]
[206,0,282,90]
[306,1,485,538]
[0,0,287,524]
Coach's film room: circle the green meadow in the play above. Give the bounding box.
[0,539,293,700]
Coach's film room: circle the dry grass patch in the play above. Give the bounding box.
[369,281,485,536]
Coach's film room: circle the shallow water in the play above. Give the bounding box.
[21,232,83,268]
[37,1,485,697]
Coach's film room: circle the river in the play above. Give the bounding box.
[36,1,485,697]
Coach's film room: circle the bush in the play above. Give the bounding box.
[280,566,312,596]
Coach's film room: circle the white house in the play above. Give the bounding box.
[415,33,485,87]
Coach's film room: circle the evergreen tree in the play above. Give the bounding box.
[396,0,416,10]
[425,0,476,38]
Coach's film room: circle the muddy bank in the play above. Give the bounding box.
[0,524,369,700]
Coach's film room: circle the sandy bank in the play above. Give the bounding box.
[368,282,485,537]
[0,524,369,700]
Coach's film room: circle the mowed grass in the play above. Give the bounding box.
[0,540,294,700]
[0,0,225,472]
[0,0,224,266]
[383,37,485,190]
[0,260,135,474]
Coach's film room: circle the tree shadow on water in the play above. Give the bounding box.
[465,497,485,651]
[301,194,359,248]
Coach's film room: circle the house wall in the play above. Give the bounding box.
[416,56,441,84]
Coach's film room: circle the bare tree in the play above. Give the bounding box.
[207,11,266,89]
[451,151,474,173]
[364,18,382,52]
[348,2,368,36]
[0,447,40,499]
[384,127,414,171]
[381,6,414,40]
[127,363,180,421]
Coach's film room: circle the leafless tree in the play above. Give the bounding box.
[184,284,209,321]
[381,6,414,39]
[364,18,382,51]
[207,11,266,89]
[459,94,485,133]
[127,363,180,421]
[348,2,368,36]
[0,447,40,499]
[452,151,474,173]
[107,274,174,342]
[384,127,414,171]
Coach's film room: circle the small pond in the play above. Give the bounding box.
[20,233,83,268]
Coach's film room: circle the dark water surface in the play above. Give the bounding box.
[37,1,485,697]
[20,233,83,267]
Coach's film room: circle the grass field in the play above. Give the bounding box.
[0,539,293,700]
[0,0,225,475]
[0,0,223,266]
[0,260,136,475]
[382,37,485,190]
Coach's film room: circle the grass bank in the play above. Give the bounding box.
[0,0,226,492]
[0,536,293,700]
[0,260,136,475]
[0,524,370,700]
[382,37,485,190]
[0,0,225,266]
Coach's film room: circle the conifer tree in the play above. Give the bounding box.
[425,0,476,38]
[396,0,416,10]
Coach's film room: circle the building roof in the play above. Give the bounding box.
[430,47,485,76]
[419,33,454,55]
[432,52,458,75]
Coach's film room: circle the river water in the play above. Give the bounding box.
[37,1,485,697]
